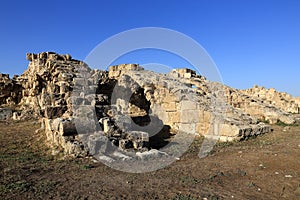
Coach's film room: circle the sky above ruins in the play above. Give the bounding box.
[0,0,299,96]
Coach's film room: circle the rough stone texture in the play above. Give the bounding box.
[111,67,272,142]
[0,73,22,106]
[0,108,12,120]
[294,97,300,105]
[1,52,299,157]
[241,86,299,114]
[225,86,297,124]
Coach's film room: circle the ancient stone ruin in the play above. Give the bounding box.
[0,52,299,160]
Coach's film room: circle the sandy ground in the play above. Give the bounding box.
[1,120,300,199]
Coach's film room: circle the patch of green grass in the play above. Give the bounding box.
[0,181,32,194]
[0,150,51,166]
[242,136,276,146]
[0,180,59,196]
[275,120,299,127]
[258,119,270,124]
[179,176,202,184]
[215,141,235,148]
[33,180,59,195]
[81,164,94,170]
[186,136,205,153]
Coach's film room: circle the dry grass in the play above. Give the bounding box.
[1,120,300,199]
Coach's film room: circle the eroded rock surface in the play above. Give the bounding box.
[0,52,299,159]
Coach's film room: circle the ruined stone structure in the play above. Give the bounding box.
[294,97,300,106]
[0,73,22,106]
[223,86,296,125]
[0,52,299,159]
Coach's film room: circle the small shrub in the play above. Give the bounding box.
[81,164,94,170]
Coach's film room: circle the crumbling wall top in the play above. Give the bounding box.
[0,73,10,79]
[26,52,72,62]
[169,68,198,79]
[108,64,144,79]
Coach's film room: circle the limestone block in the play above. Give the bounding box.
[44,106,67,119]
[279,115,295,124]
[43,118,53,132]
[99,117,111,133]
[151,104,168,122]
[74,78,87,86]
[74,117,98,134]
[73,105,95,119]
[181,110,200,123]
[0,108,12,120]
[219,123,240,137]
[196,122,209,135]
[219,136,235,142]
[178,123,196,134]
[203,111,211,123]
[161,93,178,103]
[65,141,87,157]
[265,116,278,124]
[161,102,177,111]
[51,118,62,132]
[12,112,20,120]
[184,73,192,79]
[167,112,180,124]
[126,131,149,149]
[88,134,108,155]
[127,131,149,142]
[180,100,197,110]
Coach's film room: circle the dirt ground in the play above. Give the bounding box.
[1,120,300,200]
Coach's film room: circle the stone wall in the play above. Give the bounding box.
[241,85,300,114]
[294,97,300,106]
[0,73,22,106]
[109,66,271,142]
[171,72,298,125]
[1,52,298,158]
[226,87,296,124]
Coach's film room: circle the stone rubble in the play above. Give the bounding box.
[0,107,12,120]
[0,52,299,159]
[242,86,299,114]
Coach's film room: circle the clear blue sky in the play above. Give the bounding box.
[0,0,299,96]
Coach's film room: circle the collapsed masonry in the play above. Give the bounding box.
[0,52,299,159]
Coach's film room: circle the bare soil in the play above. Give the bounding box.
[1,120,300,199]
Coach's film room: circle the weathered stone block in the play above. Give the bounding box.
[119,139,133,149]
[127,131,149,141]
[279,115,295,124]
[180,100,197,110]
[168,112,180,123]
[162,102,177,111]
[196,122,209,135]
[203,111,211,123]
[178,123,196,134]
[0,108,12,120]
[184,73,192,79]
[219,136,235,142]
[161,93,178,103]
[219,123,240,137]
[88,135,108,155]
[12,112,20,120]
[181,110,200,123]
[99,117,111,133]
